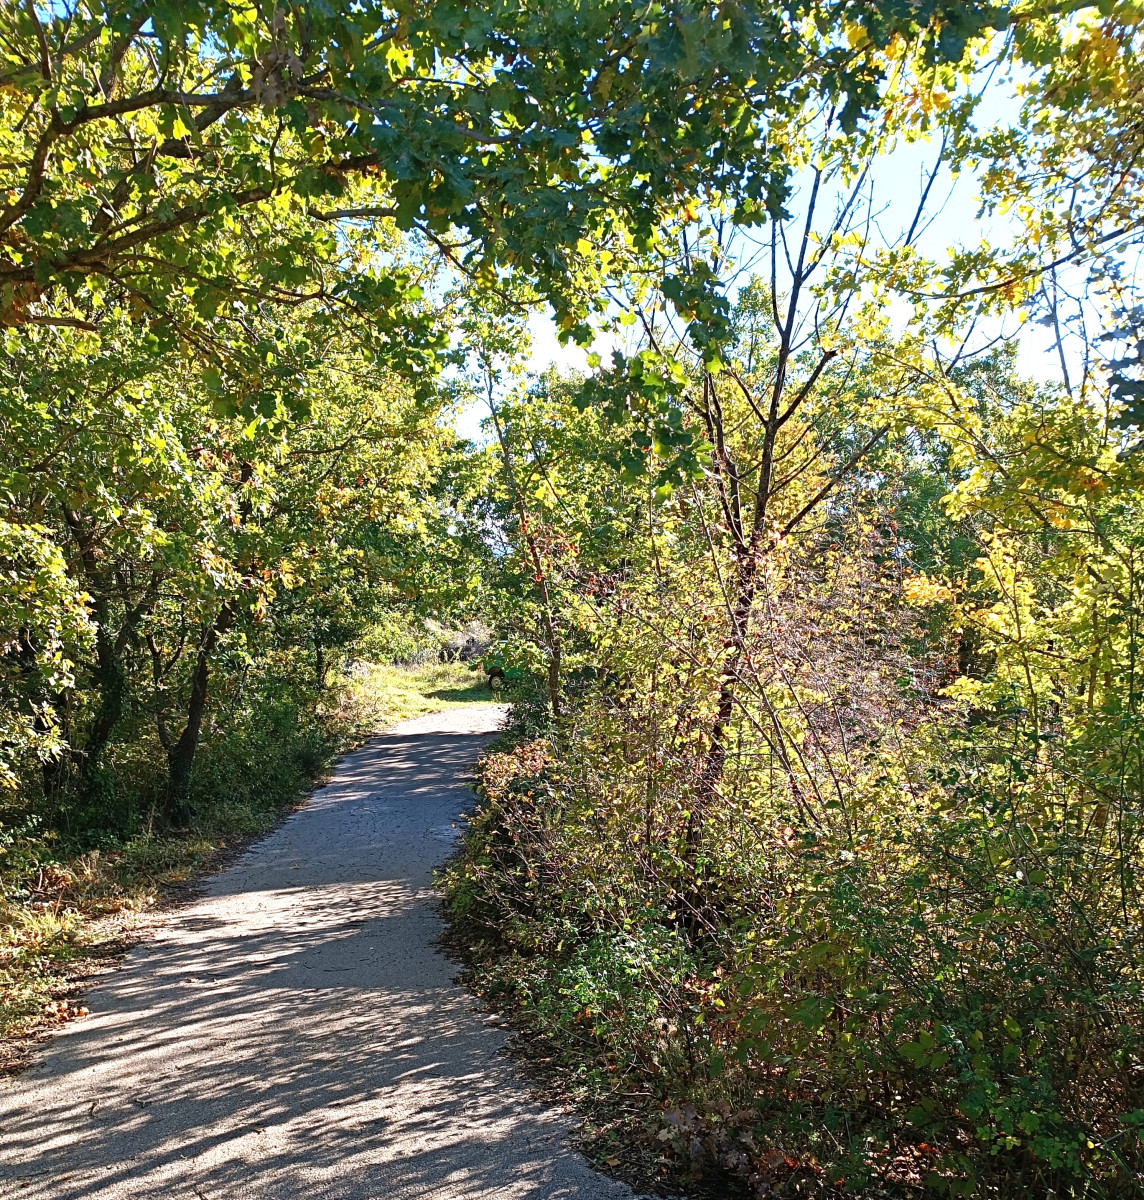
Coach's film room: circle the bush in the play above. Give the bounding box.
[443,700,1144,1198]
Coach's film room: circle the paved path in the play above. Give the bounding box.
[0,706,632,1200]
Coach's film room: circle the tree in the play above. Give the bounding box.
[0,0,1045,340]
[0,256,467,818]
[0,516,90,789]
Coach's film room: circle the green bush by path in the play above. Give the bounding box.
[446,356,1144,1197]
[444,713,1144,1199]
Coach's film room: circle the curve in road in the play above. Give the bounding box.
[0,705,633,1200]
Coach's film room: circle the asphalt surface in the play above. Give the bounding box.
[0,705,634,1200]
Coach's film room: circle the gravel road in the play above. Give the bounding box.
[0,705,634,1200]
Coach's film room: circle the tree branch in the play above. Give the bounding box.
[779,422,890,540]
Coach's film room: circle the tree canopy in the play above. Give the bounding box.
[1,0,1078,332]
[3,2,1144,1195]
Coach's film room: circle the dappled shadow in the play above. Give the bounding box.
[0,707,630,1200]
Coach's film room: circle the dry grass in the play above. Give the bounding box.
[331,660,496,736]
[0,832,256,1069]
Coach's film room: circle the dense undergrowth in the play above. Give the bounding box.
[445,693,1144,1199]
[0,660,488,1058]
[444,351,1144,1199]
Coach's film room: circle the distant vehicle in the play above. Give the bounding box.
[482,657,525,691]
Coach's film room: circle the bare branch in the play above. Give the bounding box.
[779,422,890,540]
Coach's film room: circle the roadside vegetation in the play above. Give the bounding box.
[444,352,1144,1196]
[1,3,1142,1197]
[438,10,1144,1197]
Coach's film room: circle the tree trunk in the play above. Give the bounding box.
[61,508,158,801]
[685,372,775,871]
[685,371,880,873]
[78,602,127,798]
[546,636,562,718]
[315,640,328,691]
[488,394,562,718]
[166,603,234,825]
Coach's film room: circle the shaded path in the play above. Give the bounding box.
[0,707,632,1200]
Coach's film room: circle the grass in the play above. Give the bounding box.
[0,660,496,1067]
[0,836,236,1064]
[331,660,497,735]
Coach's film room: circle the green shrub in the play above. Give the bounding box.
[444,701,1144,1198]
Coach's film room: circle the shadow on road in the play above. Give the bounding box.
[0,711,630,1200]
